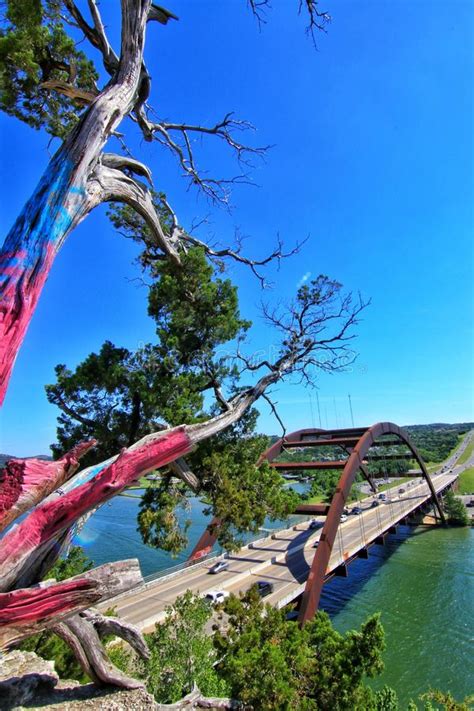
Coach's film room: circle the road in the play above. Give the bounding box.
[102,432,472,631]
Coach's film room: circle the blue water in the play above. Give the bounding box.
[320,525,474,705]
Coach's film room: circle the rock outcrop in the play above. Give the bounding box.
[0,650,158,710]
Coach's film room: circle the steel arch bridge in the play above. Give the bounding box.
[189,422,447,625]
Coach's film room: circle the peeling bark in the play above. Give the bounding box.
[53,613,146,689]
[0,559,144,652]
[0,429,193,591]
[0,440,96,533]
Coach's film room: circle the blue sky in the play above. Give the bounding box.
[1,0,473,455]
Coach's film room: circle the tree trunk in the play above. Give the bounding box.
[0,0,153,405]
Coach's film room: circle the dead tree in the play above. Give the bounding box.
[0,0,345,694]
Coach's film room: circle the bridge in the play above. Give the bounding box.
[103,423,467,629]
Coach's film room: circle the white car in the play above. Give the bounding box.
[204,590,230,605]
[340,514,348,523]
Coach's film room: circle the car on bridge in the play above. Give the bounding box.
[309,519,320,529]
[340,513,348,522]
[208,560,229,574]
[204,590,230,605]
[398,487,406,494]
[378,493,387,500]
[371,500,380,508]
[312,540,320,548]
[351,506,363,515]
[255,581,274,597]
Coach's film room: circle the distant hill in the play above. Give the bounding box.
[0,453,52,467]
[404,423,474,431]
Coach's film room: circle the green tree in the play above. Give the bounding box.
[144,591,230,704]
[374,686,400,711]
[213,588,387,711]
[46,245,251,469]
[420,689,474,711]
[443,490,469,526]
[0,0,98,138]
[46,244,302,554]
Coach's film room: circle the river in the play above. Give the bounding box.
[320,524,473,705]
[75,493,473,705]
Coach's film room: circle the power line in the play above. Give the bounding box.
[348,394,355,427]
[316,391,322,428]
[308,392,315,428]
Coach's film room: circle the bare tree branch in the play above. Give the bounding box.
[63,0,119,77]
[248,0,331,43]
[156,684,243,709]
[180,230,307,287]
[261,392,286,437]
[133,109,269,204]
[91,162,181,263]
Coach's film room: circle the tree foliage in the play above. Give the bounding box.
[213,588,386,711]
[46,246,250,467]
[443,490,469,526]
[420,689,474,711]
[144,591,230,704]
[405,425,472,464]
[0,0,98,137]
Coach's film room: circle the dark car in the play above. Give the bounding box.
[351,506,362,515]
[309,519,319,530]
[312,540,320,548]
[398,487,406,494]
[256,581,274,597]
[371,500,380,508]
[208,560,229,574]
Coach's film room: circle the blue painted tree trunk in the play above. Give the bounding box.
[0,146,90,403]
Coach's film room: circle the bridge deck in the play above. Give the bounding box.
[103,469,457,631]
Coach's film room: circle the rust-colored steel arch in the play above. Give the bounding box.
[189,426,376,562]
[258,427,378,495]
[297,422,446,624]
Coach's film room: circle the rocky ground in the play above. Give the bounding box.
[0,651,158,711]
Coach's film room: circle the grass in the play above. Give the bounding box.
[305,494,325,504]
[457,437,474,467]
[458,466,474,495]
[129,476,159,489]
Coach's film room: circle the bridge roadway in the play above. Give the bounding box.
[104,467,460,631]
